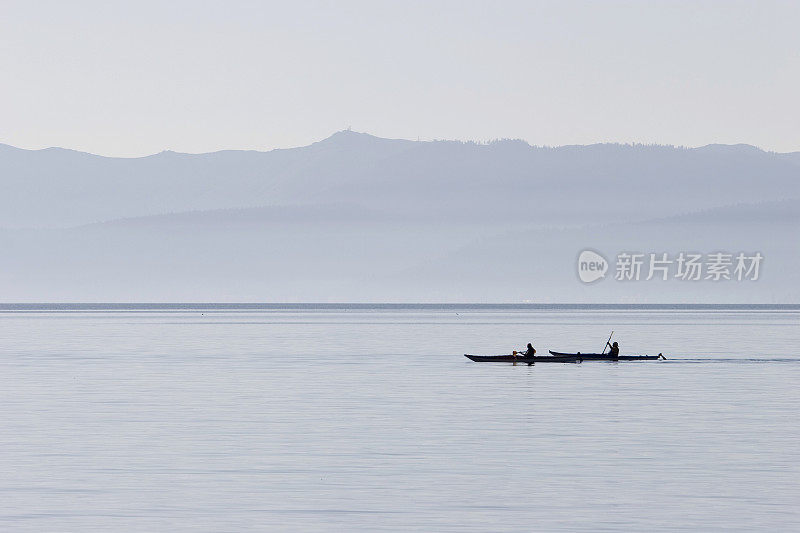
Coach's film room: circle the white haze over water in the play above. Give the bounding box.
[1,305,799,531]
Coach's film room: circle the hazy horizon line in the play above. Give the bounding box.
[1,303,798,310]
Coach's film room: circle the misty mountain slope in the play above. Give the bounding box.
[780,152,800,167]
[0,198,796,302]
[303,139,800,224]
[0,131,417,227]
[639,198,800,225]
[77,203,406,229]
[1,131,798,228]
[0,226,464,302]
[74,201,557,231]
[393,199,800,303]
[1,132,797,301]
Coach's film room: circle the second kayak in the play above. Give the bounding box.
[549,350,665,361]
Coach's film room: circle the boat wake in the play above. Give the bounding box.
[664,358,800,364]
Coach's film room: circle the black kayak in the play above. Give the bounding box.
[464,354,582,363]
[549,350,665,361]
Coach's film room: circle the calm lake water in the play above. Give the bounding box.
[1,305,799,531]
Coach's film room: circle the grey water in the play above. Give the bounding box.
[1,305,799,531]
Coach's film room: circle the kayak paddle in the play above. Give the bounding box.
[602,330,614,354]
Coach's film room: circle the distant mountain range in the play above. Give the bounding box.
[0,131,797,302]
[2,130,798,229]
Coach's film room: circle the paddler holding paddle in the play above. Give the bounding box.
[602,331,620,359]
[606,341,620,358]
[511,343,537,365]
[511,343,536,360]
[522,343,536,357]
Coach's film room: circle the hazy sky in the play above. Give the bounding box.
[2,0,799,156]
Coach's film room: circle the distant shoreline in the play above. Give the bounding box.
[1,303,798,311]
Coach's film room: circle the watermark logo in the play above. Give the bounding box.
[577,250,763,283]
[577,250,608,283]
